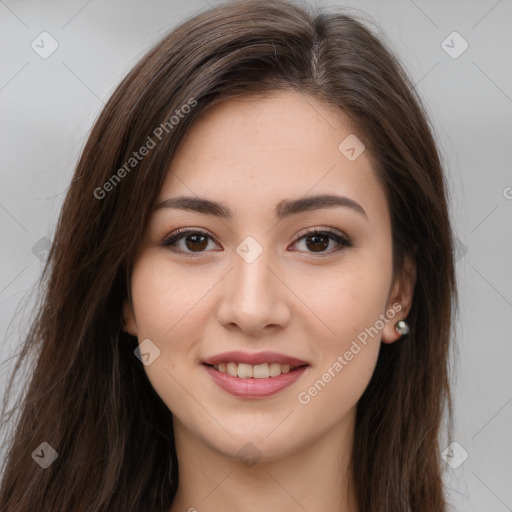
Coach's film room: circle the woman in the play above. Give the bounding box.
[0,0,456,510]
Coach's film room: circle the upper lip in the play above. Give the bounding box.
[202,351,308,366]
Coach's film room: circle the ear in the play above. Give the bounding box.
[382,254,417,344]
[122,298,138,337]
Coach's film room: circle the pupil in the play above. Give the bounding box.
[186,234,208,252]
[306,234,328,252]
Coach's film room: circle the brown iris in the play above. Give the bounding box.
[185,233,209,252]
[304,233,329,252]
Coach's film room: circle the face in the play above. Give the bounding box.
[123,89,415,461]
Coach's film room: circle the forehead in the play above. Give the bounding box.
[158,90,387,221]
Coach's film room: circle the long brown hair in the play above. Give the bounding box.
[0,1,456,510]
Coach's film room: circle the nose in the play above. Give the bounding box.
[215,246,291,336]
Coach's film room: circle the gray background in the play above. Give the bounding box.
[1,0,511,510]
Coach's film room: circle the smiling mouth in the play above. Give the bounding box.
[204,362,307,379]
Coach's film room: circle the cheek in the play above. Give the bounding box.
[333,272,390,345]
[131,256,207,337]
[295,271,387,422]
[129,257,206,416]
[129,256,211,382]
[323,278,385,393]
[293,255,391,404]
[292,255,392,347]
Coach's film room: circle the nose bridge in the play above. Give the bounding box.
[216,237,290,332]
[234,245,273,301]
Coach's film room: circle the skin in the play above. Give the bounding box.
[123,89,416,512]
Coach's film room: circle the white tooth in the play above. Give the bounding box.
[269,363,282,377]
[213,364,219,370]
[237,363,253,378]
[280,364,291,374]
[253,363,270,379]
[226,362,238,377]
[218,362,227,373]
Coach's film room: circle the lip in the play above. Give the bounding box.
[203,364,309,398]
[202,350,308,366]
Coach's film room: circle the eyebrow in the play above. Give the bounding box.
[153,193,367,219]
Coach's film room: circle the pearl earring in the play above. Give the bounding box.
[395,320,409,336]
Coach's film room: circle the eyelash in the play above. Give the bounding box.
[160,227,352,257]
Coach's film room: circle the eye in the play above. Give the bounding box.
[160,228,220,255]
[290,228,352,255]
[161,227,352,257]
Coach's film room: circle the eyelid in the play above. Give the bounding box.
[293,225,350,242]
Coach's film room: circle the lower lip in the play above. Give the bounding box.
[203,364,309,398]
